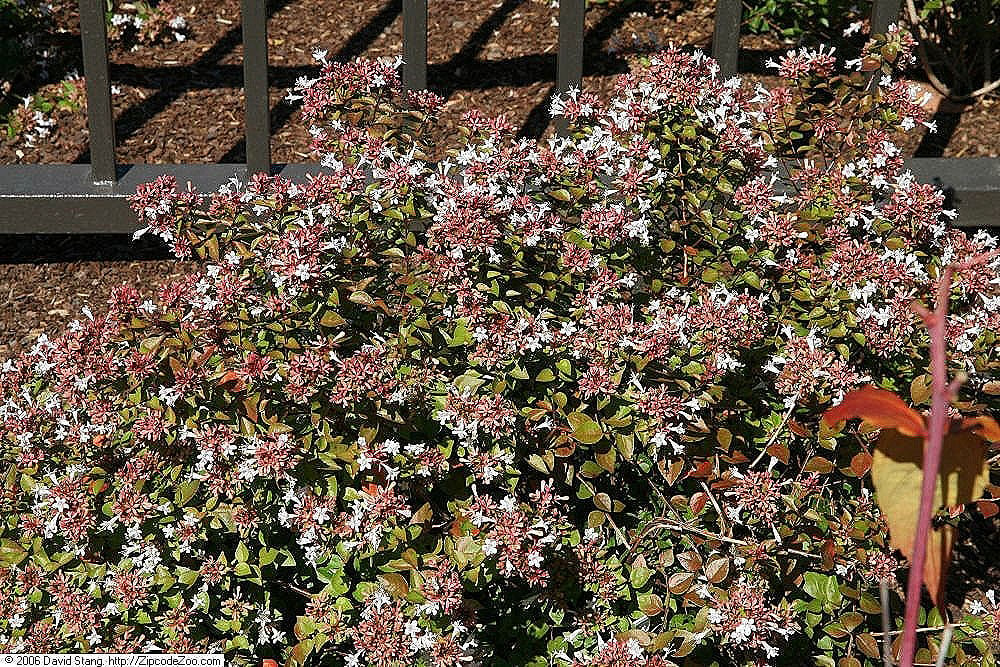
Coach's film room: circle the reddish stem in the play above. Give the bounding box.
[899,268,953,667]
[894,250,998,665]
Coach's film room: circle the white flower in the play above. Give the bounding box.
[843,20,864,36]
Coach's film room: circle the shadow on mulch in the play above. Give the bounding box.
[948,496,1000,611]
[0,234,175,264]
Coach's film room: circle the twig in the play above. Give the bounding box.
[700,480,730,537]
[640,518,822,560]
[900,251,998,667]
[902,0,1000,101]
[872,623,968,638]
[900,267,953,667]
[750,391,799,468]
[933,625,954,667]
[881,578,895,667]
[280,581,313,598]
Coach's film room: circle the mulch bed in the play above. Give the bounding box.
[1,0,999,356]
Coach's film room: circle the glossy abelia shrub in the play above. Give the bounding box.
[2,28,999,667]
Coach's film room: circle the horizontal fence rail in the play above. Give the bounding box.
[0,0,997,232]
[4,159,994,234]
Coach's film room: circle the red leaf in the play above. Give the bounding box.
[685,460,715,479]
[689,492,708,514]
[850,451,873,477]
[217,370,246,393]
[961,415,1000,444]
[822,387,927,438]
[976,500,999,519]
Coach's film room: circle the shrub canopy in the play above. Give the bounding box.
[2,29,999,667]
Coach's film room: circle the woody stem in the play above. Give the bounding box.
[899,267,953,667]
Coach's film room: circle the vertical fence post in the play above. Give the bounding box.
[241,0,270,176]
[712,0,742,78]
[870,0,902,36]
[402,0,428,91]
[79,0,116,184]
[556,0,585,136]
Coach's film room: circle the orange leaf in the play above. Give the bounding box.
[850,451,873,477]
[960,415,1000,444]
[822,387,927,438]
[870,428,990,610]
[217,370,246,393]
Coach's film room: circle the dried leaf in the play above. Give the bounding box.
[871,427,990,610]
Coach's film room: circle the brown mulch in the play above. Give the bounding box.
[2,0,999,358]
[0,235,197,359]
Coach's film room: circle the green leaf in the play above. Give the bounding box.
[175,479,199,507]
[535,368,556,382]
[567,412,603,444]
[630,565,653,589]
[803,572,831,601]
[0,540,27,567]
[320,310,346,328]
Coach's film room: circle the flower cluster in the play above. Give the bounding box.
[106,1,190,47]
[1,28,997,667]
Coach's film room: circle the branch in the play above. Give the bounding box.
[639,518,822,561]
[899,266,953,667]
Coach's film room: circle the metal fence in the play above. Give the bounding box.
[0,0,997,233]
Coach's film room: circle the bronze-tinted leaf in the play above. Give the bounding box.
[667,571,695,594]
[850,451,873,477]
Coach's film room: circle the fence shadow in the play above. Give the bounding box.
[519,0,649,138]
[0,234,175,264]
[75,0,300,165]
[914,106,965,158]
[220,0,403,163]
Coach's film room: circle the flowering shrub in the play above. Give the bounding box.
[1,74,84,142]
[2,28,999,666]
[106,1,189,48]
[744,0,871,40]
